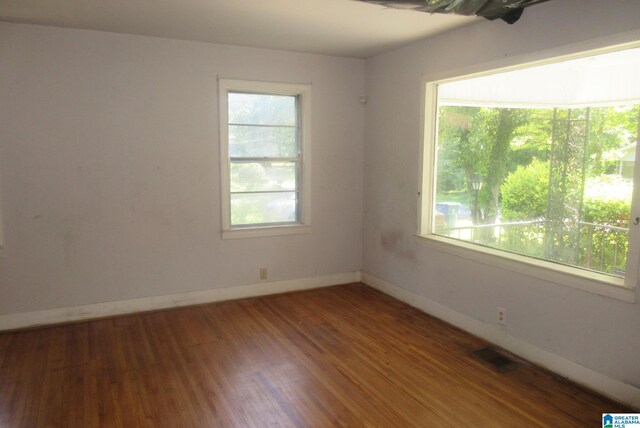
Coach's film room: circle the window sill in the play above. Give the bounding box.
[414,234,637,303]
[222,224,311,240]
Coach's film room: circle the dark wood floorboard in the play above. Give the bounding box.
[0,283,632,427]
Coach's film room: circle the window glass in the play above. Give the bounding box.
[230,162,297,192]
[431,48,640,279]
[229,125,297,158]
[228,93,296,126]
[224,87,304,229]
[231,192,297,226]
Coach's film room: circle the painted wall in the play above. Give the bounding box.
[2,0,639,401]
[0,22,364,314]
[363,0,640,389]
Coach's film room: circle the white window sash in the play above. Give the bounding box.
[219,79,311,238]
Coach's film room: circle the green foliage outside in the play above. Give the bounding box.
[497,160,633,273]
[501,159,549,222]
[582,177,633,228]
[498,159,549,258]
[580,178,632,274]
[588,106,640,176]
[228,93,299,225]
[436,104,639,277]
[438,107,529,225]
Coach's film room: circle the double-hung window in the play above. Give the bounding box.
[219,80,311,239]
[419,45,640,301]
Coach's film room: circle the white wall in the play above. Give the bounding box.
[2,0,640,405]
[0,23,364,314]
[363,0,640,392]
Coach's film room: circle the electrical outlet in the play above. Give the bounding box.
[259,268,268,280]
[497,307,507,325]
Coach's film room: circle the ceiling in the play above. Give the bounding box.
[0,0,478,58]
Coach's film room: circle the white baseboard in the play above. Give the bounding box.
[4,269,637,408]
[361,271,640,409]
[0,271,361,331]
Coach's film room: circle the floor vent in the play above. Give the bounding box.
[472,348,518,373]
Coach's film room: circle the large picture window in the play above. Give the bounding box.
[219,80,311,239]
[420,46,640,297]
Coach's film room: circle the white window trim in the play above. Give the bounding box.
[417,41,640,303]
[219,79,311,239]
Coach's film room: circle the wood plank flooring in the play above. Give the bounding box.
[0,283,632,427]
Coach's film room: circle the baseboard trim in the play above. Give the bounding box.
[4,269,637,408]
[0,271,361,331]
[361,271,640,409]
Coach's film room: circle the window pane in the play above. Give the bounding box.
[230,162,297,192]
[229,125,297,158]
[228,93,296,126]
[231,192,297,226]
[431,48,640,279]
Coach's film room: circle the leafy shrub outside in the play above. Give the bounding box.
[501,159,549,222]
[499,164,631,274]
[580,177,632,274]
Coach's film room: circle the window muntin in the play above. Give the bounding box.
[422,46,640,288]
[219,80,310,234]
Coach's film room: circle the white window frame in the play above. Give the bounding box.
[416,42,640,303]
[219,79,311,239]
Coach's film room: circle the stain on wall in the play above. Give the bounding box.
[380,229,416,261]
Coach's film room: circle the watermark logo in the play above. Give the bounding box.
[603,413,640,428]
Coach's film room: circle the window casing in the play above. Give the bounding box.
[418,44,640,301]
[219,80,311,239]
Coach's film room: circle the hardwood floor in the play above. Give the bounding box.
[0,283,631,427]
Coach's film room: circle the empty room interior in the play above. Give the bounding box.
[1,0,640,426]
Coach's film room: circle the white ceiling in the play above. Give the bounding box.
[0,0,478,58]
